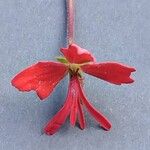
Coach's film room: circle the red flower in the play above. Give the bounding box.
[44,75,112,135]
[11,43,136,135]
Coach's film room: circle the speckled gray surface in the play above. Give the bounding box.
[0,0,150,150]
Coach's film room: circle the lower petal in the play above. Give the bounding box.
[77,98,86,130]
[43,78,74,135]
[44,98,72,135]
[76,78,112,131]
[70,93,78,126]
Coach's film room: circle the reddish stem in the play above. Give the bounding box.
[66,0,74,45]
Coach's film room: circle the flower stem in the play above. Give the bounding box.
[66,0,74,45]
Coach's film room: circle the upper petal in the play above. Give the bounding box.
[60,43,95,64]
[11,62,68,100]
[81,62,136,85]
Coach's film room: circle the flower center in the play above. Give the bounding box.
[56,56,83,77]
[69,63,80,74]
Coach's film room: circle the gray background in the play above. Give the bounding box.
[0,0,149,150]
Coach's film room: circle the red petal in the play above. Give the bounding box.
[76,78,112,131]
[81,62,136,85]
[70,89,78,126]
[70,76,86,129]
[60,43,95,64]
[44,94,72,135]
[77,98,86,130]
[44,76,76,135]
[11,62,68,100]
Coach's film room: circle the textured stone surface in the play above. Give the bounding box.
[0,0,149,150]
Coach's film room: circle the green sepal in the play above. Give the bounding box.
[56,56,68,64]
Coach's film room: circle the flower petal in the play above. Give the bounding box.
[44,95,72,135]
[60,44,95,64]
[69,76,86,129]
[70,89,78,127]
[76,77,112,131]
[11,62,68,100]
[44,97,72,135]
[77,98,86,130]
[44,76,76,135]
[81,62,136,85]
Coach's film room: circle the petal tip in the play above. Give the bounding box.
[128,78,135,83]
[101,124,112,131]
[60,48,67,54]
[131,68,136,72]
[44,130,54,136]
